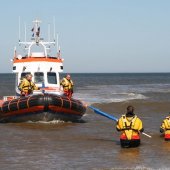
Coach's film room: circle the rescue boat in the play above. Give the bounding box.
[0,19,86,123]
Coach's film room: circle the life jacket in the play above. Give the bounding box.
[161,116,170,139]
[18,78,38,94]
[117,115,142,140]
[61,78,73,91]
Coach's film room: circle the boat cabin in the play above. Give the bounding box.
[12,19,64,96]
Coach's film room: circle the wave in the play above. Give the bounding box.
[80,84,170,93]
[74,84,170,104]
[74,91,147,104]
[27,120,66,124]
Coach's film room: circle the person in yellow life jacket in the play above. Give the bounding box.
[116,105,144,148]
[160,114,170,141]
[18,74,39,96]
[60,74,74,98]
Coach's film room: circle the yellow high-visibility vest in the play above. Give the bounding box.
[18,78,38,94]
[160,116,170,135]
[117,115,143,140]
[60,78,74,90]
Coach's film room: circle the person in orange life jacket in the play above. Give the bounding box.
[18,74,39,96]
[160,114,170,141]
[60,74,74,98]
[116,105,144,148]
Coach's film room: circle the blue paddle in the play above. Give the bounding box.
[88,105,118,122]
[88,105,151,138]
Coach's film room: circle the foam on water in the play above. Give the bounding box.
[74,84,149,104]
[102,166,153,170]
[27,120,66,124]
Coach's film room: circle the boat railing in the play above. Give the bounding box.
[15,19,62,60]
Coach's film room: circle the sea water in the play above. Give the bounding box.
[0,73,170,169]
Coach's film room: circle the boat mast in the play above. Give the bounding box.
[18,16,21,42]
[24,22,27,42]
[57,34,59,53]
[32,19,41,43]
[18,19,56,58]
[48,23,51,42]
[53,16,56,41]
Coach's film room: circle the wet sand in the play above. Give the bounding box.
[0,100,170,169]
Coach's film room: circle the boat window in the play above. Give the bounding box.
[47,72,57,84]
[34,72,44,84]
[21,72,31,79]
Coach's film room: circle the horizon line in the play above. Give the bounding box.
[1,72,170,74]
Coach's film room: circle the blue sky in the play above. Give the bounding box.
[1,0,170,73]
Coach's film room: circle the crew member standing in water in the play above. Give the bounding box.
[18,74,39,96]
[60,74,74,98]
[116,105,144,148]
[160,114,170,141]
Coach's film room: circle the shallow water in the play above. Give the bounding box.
[1,73,170,169]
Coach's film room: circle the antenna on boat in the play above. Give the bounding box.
[53,16,56,41]
[14,46,17,59]
[24,22,27,42]
[57,34,59,52]
[18,16,21,42]
[48,23,51,42]
[57,45,61,58]
[19,19,56,58]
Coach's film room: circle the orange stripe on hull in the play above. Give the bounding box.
[13,57,63,63]
[49,105,82,115]
[1,97,38,107]
[2,106,44,117]
[1,105,83,117]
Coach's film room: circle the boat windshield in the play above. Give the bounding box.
[47,72,57,84]
[34,72,44,84]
